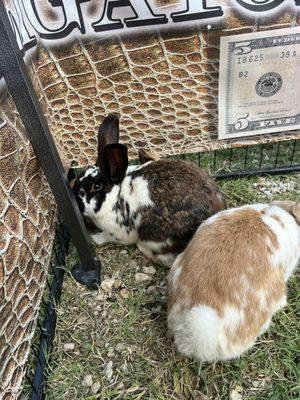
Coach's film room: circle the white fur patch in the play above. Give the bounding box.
[168,304,221,362]
[126,161,152,173]
[120,175,154,213]
[79,166,98,182]
[222,304,245,337]
[169,266,183,288]
[85,172,153,246]
[91,232,112,246]
[256,289,267,310]
[262,205,300,280]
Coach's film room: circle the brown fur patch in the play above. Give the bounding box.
[130,159,227,253]
[138,149,159,164]
[168,207,284,347]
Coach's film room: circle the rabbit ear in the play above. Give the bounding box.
[138,148,159,164]
[292,200,300,224]
[272,200,294,211]
[103,143,128,184]
[272,200,300,224]
[67,168,77,188]
[97,114,120,167]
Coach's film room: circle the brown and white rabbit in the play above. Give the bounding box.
[168,201,300,362]
[72,114,227,266]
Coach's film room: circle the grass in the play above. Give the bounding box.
[42,173,300,400]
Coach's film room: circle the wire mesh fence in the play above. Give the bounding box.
[23,222,70,400]
[178,140,300,178]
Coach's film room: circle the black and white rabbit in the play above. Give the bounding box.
[73,114,227,266]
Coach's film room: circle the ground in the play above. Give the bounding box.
[42,173,300,400]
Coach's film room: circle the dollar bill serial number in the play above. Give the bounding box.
[237,54,264,64]
[237,51,297,65]
[237,50,297,78]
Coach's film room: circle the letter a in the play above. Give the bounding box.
[92,0,167,32]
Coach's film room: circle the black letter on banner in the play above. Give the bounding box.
[234,0,285,12]
[92,0,167,32]
[171,0,223,23]
[7,0,36,54]
[20,0,89,40]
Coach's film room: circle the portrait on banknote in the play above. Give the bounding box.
[219,27,300,140]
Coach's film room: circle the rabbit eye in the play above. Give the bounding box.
[91,183,102,192]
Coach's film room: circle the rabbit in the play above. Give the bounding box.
[72,114,227,266]
[168,200,300,362]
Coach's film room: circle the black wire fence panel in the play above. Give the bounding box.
[23,222,70,400]
[176,140,300,178]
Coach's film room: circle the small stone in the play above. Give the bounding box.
[114,278,122,289]
[142,266,156,275]
[252,380,260,388]
[129,259,138,269]
[230,389,243,400]
[91,382,101,394]
[120,250,128,255]
[116,382,124,390]
[120,289,130,299]
[120,362,128,373]
[135,273,151,283]
[115,343,126,353]
[82,374,93,387]
[151,305,162,313]
[63,343,75,351]
[107,349,115,358]
[104,361,113,381]
[95,293,107,301]
[147,286,158,294]
[77,317,88,324]
[101,278,115,293]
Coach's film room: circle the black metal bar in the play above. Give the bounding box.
[31,347,43,367]
[41,298,51,319]
[213,150,217,172]
[30,265,65,400]
[30,227,71,400]
[259,144,264,168]
[274,142,280,168]
[290,140,297,166]
[0,5,100,290]
[229,147,233,166]
[244,146,248,170]
[215,164,300,180]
